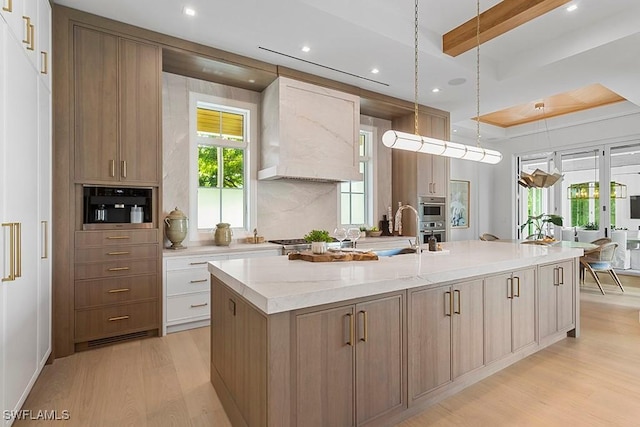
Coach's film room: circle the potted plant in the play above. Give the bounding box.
[577,222,600,243]
[359,226,368,238]
[520,214,563,241]
[303,229,333,254]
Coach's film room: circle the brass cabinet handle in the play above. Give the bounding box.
[432,182,436,194]
[553,267,559,286]
[189,261,207,265]
[28,23,34,50]
[41,220,48,259]
[444,291,452,316]
[507,277,513,299]
[3,0,12,12]
[189,279,208,284]
[454,289,461,314]
[22,16,31,44]
[107,267,130,272]
[559,267,564,285]
[190,302,208,308]
[107,251,130,256]
[108,315,130,322]
[514,276,521,298]
[2,223,16,281]
[346,313,354,346]
[40,51,48,74]
[107,288,130,293]
[15,222,21,278]
[359,310,368,342]
[106,236,130,240]
[109,159,115,177]
[121,160,127,178]
[228,298,236,316]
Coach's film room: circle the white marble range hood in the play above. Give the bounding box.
[259,77,362,182]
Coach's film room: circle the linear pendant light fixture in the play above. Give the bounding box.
[382,0,502,164]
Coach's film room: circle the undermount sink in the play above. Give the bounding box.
[373,247,417,257]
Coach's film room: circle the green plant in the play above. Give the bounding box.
[520,214,563,240]
[369,226,379,232]
[583,222,599,230]
[359,226,367,232]
[303,229,333,243]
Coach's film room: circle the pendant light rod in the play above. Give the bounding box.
[382,0,502,164]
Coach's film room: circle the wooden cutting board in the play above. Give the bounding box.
[288,251,378,262]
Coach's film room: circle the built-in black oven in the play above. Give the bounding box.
[83,186,153,230]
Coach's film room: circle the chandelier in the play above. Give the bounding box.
[567,182,627,199]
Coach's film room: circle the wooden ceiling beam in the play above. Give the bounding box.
[443,0,572,57]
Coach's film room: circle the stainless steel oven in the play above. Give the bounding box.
[420,223,446,245]
[419,196,446,222]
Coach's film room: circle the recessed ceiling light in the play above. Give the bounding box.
[453,129,458,133]
[301,46,311,53]
[248,79,256,83]
[432,88,440,93]
[371,68,379,74]
[448,77,466,86]
[566,4,578,12]
[183,7,196,16]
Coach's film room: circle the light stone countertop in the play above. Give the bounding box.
[208,240,584,315]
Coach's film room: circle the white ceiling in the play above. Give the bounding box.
[53,0,640,141]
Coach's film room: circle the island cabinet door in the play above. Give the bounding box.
[484,272,514,364]
[539,260,575,339]
[451,279,485,378]
[355,293,405,425]
[510,267,537,352]
[295,305,356,427]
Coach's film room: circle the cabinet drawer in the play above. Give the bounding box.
[75,274,158,309]
[165,255,227,270]
[76,229,159,247]
[75,300,158,342]
[167,292,211,323]
[75,244,158,263]
[166,269,210,296]
[75,259,158,280]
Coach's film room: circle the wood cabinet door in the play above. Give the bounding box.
[119,38,160,184]
[430,155,449,197]
[537,263,558,339]
[556,260,575,331]
[73,26,118,182]
[511,267,536,351]
[356,293,405,425]
[484,272,513,364]
[296,305,355,427]
[408,286,451,400]
[452,280,484,378]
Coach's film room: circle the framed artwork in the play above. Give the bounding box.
[450,180,470,228]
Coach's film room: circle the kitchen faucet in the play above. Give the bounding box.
[395,204,421,254]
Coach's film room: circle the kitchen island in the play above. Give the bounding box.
[208,240,582,427]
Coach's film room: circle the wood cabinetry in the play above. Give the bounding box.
[408,279,483,401]
[73,26,160,185]
[539,260,575,340]
[73,229,160,349]
[484,267,536,364]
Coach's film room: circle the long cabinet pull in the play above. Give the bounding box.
[108,315,130,322]
[121,160,127,178]
[190,279,208,284]
[109,160,115,177]
[444,291,452,316]
[15,222,21,278]
[41,220,48,259]
[189,261,207,265]
[28,23,34,50]
[40,51,48,74]
[513,276,521,298]
[190,302,208,308]
[3,0,12,12]
[2,223,16,282]
[559,267,564,285]
[507,277,513,299]
[454,290,461,314]
[106,236,130,240]
[107,267,130,272]
[107,288,130,293]
[553,267,559,286]
[359,310,368,342]
[22,16,31,44]
[107,251,130,256]
[346,313,354,346]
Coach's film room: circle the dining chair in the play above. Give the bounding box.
[479,233,500,241]
[590,237,611,246]
[579,242,624,295]
[521,240,550,246]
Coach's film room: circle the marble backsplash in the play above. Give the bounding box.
[162,72,392,244]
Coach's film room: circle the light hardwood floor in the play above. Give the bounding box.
[14,274,640,427]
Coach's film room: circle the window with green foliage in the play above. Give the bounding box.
[195,102,248,229]
[341,131,371,226]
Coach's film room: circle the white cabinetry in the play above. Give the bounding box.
[1,0,51,423]
[163,249,281,333]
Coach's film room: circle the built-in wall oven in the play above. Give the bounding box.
[419,195,447,243]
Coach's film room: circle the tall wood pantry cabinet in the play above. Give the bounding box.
[1,0,52,423]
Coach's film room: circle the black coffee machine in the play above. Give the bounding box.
[83,186,152,228]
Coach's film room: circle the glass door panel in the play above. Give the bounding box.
[610,144,639,231]
[518,154,554,239]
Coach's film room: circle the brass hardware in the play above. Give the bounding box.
[107,251,130,255]
[107,267,130,271]
[559,266,564,285]
[360,310,368,342]
[189,261,207,265]
[507,277,513,299]
[2,223,15,281]
[41,220,48,259]
[553,267,559,286]
[22,16,31,44]
[106,236,130,240]
[432,183,436,194]
[514,276,520,298]
[108,315,130,322]
[346,313,354,346]
[109,160,115,177]
[15,222,21,278]
[121,160,127,178]
[189,279,208,284]
[190,302,208,308]
[228,299,236,316]
[454,289,461,314]
[40,51,48,74]
[444,291,452,316]
[28,23,34,50]
[3,0,12,12]
[107,288,130,293]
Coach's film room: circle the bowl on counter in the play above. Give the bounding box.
[367,230,383,237]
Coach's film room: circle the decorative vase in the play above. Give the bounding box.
[164,207,188,249]
[311,241,327,254]
[214,223,233,246]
